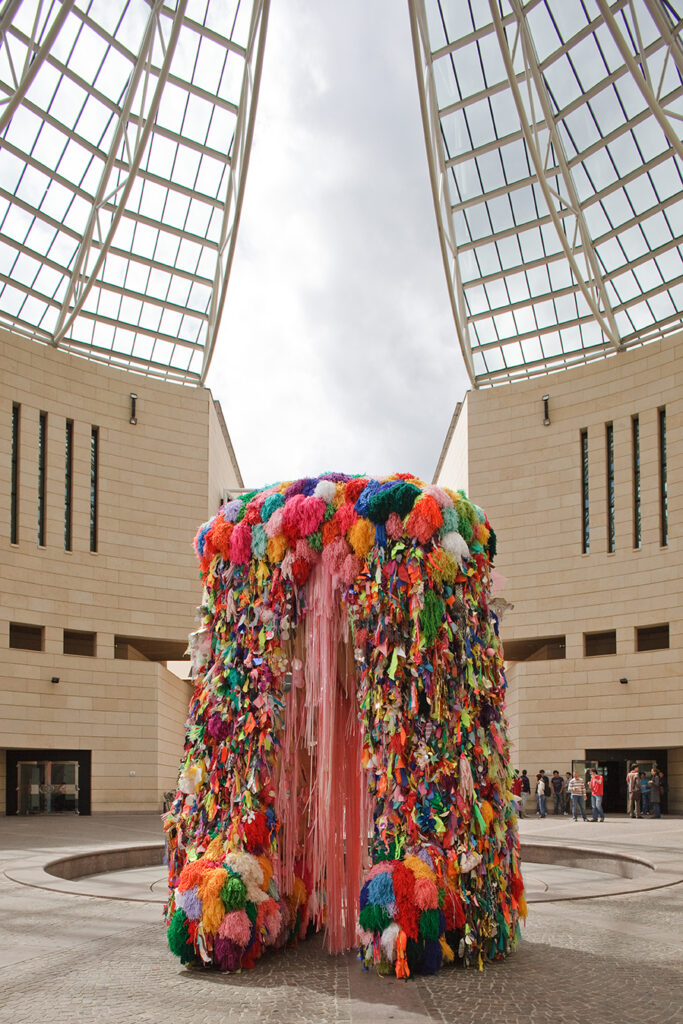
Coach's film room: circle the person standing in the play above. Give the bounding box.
[563,771,572,814]
[649,770,662,818]
[590,770,605,821]
[521,769,531,815]
[568,771,588,821]
[640,771,651,816]
[536,773,547,818]
[550,770,564,815]
[626,764,641,818]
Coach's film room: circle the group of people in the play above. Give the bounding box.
[512,768,601,821]
[511,763,667,822]
[626,764,665,818]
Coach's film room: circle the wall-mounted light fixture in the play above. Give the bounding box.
[51,676,60,684]
[129,393,138,425]
[542,394,550,426]
[619,677,628,685]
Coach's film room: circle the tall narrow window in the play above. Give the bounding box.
[65,419,73,551]
[90,426,99,553]
[632,415,641,549]
[659,407,668,547]
[606,422,615,553]
[38,411,47,546]
[581,429,589,554]
[11,403,20,543]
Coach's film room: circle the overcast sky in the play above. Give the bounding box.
[206,0,470,489]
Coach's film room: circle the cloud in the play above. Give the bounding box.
[207,0,470,488]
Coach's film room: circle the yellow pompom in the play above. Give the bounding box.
[439,935,455,962]
[203,836,225,862]
[518,894,528,920]
[403,855,436,881]
[267,534,289,564]
[348,517,375,557]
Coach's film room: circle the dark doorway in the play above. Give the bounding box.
[5,749,91,815]
[585,748,668,815]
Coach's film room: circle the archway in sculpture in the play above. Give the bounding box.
[163,473,525,978]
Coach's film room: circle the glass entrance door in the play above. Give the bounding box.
[17,760,79,814]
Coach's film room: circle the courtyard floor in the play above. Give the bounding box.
[1,812,681,1024]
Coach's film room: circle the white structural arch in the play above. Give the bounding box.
[409,0,683,386]
[0,0,269,384]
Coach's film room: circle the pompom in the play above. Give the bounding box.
[385,512,403,540]
[418,908,440,941]
[266,534,289,564]
[380,922,401,963]
[207,713,230,743]
[414,877,439,910]
[345,478,368,503]
[176,885,202,921]
[348,517,375,557]
[292,557,312,586]
[214,937,242,971]
[167,908,192,958]
[221,874,247,911]
[423,485,454,508]
[177,858,208,892]
[244,811,271,853]
[359,903,392,934]
[340,553,363,586]
[367,871,395,907]
[264,506,285,539]
[251,524,268,559]
[441,530,470,564]
[406,495,443,545]
[335,502,358,535]
[229,521,252,564]
[220,499,243,523]
[211,518,234,558]
[314,479,338,503]
[218,910,252,947]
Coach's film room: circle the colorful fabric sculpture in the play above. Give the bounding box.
[163,472,525,978]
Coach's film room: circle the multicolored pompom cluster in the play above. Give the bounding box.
[163,472,524,977]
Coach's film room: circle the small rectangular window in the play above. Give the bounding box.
[9,623,44,651]
[606,422,615,553]
[11,403,20,544]
[632,415,641,549]
[90,426,99,553]
[65,419,73,551]
[503,636,566,662]
[581,428,589,553]
[659,407,667,546]
[63,629,96,656]
[584,630,617,657]
[636,624,669,652]
[38,411,47,546]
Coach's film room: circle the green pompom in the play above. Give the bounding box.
[457,513,473,542]
[419,908,441,941]
[245,900,258,924]
[420,588,445,647]
[309,528,323,552]
[221,874,247,911]
[488,527,497,561]
[261,493,285,522]
[168,908,192,959]
[359,903,392,934]
[441,507,459,533]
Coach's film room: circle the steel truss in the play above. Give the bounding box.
[0,0,270,383]
[409,0,683,386]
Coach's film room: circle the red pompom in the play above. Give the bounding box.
[392,862,420,941]
[406,495,443,545]
[211,518,234,558]
[292,557,312,586]
[244,811,271,853]
[345,478,368,503]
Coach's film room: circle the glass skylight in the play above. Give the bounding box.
[0,0,268,383]
[410,0,683,385]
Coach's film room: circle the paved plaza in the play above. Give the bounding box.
[1,813,682,1024]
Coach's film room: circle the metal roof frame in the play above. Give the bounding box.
[0,0,270,383]
[409,0,683,386]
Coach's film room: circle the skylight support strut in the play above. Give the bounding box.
[0,0,76,136]
[492,0,623,353]
[51,0,187,348]
[200,0,270,383]
[596,0,683,162]
[408,0,478,384]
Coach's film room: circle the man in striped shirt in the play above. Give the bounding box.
[568,771,588,821]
